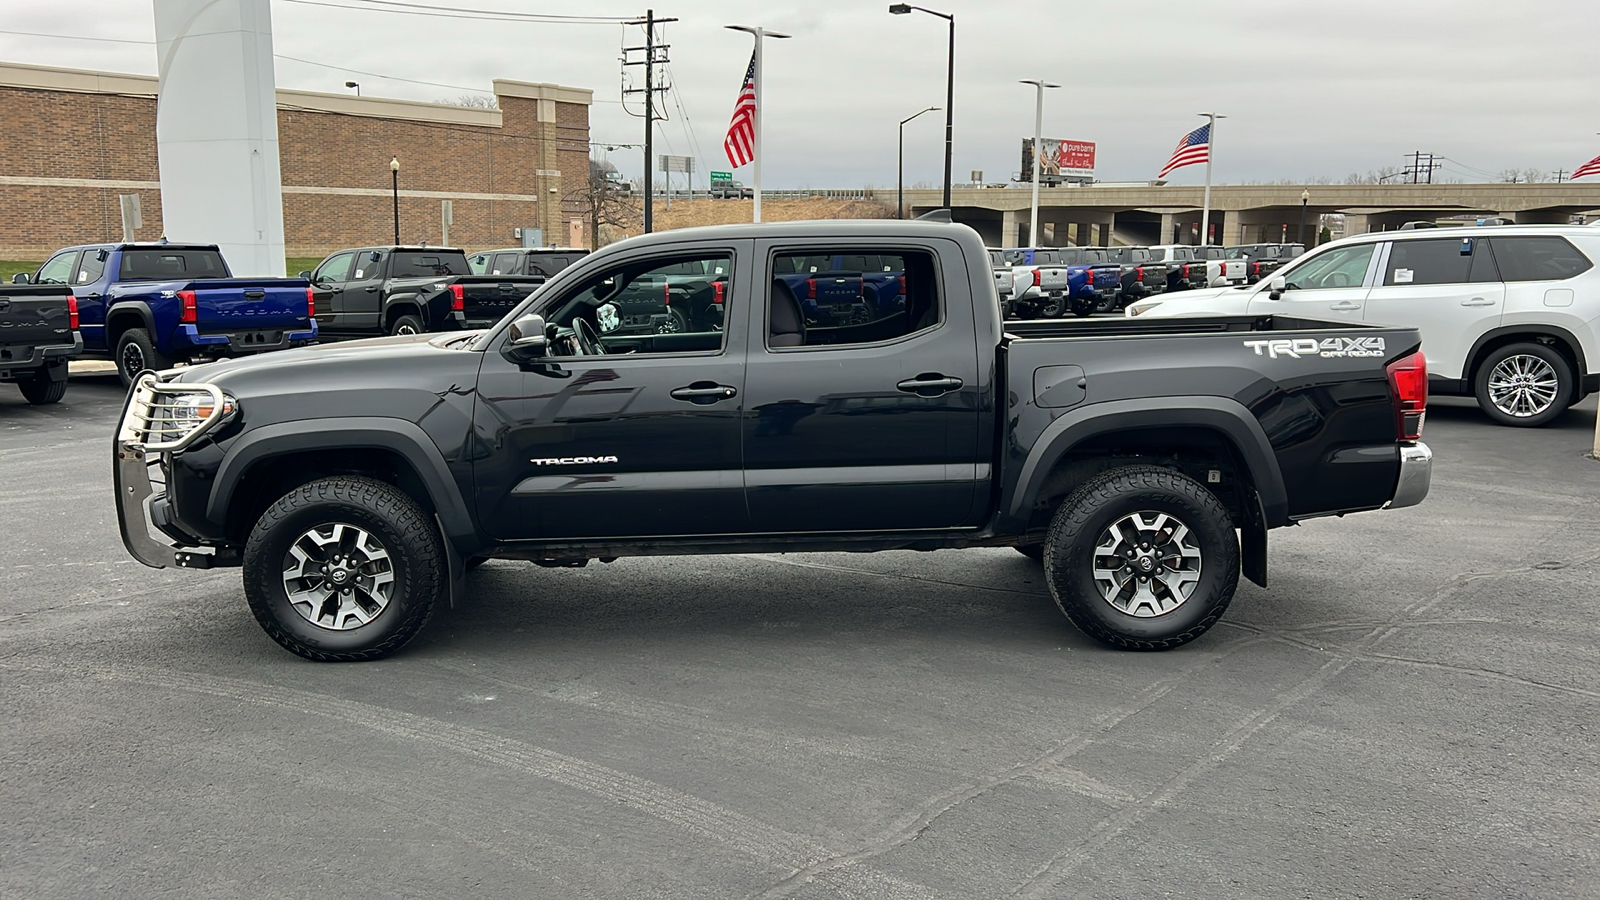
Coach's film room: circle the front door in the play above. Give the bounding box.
[473,247,750,540]
[310,251,356,333]
[1361,236,1503,383]
[742,241,984,533]
[1246,241,1378,320]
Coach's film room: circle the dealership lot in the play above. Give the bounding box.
[3,374,1598,898]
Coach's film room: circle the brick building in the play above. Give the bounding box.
[0,61,593,260]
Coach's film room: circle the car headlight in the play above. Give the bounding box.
[163,392,236,437]
[1126,301,1162,317]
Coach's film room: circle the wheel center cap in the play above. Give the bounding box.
[330,567,350,584]
[1137,555,1155,572]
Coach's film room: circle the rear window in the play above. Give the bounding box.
[390,251,469,277]
[119,249,227,280]
[1488,237,1593,282]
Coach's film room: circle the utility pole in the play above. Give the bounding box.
[623,10,676,233]
[1554,169,1569,183]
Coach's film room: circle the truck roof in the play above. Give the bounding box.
[600,219,979,253]
[62,242,221,253]
[473,247,589,255]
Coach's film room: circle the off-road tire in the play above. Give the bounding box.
[1069,296,1097,317]
[243,476,443,661]
[115,328,173,386]
[1039,296,1065,318]
[1473,341,1573,428]
[17,365,67,405]
[1044,465,1239,651]
[388,314,425,336]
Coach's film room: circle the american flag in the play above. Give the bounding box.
[1575,151,1600,180]
[723,52,757,168]
[1157,123,1211,179]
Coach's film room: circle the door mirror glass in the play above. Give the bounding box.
[297,270,313,280]
[502,314,549,364]
[11,272,28,284]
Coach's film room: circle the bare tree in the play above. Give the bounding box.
[437,94,499,109]
[566,158,641,249]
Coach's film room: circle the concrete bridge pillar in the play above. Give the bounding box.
[1342,214,1370,237]
[1002,209,1022,247]
[1159,213,1177,244]
[1220,213,1243,248]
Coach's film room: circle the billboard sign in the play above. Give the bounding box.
[1020,138,1097,179]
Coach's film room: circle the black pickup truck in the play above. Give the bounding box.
[302,246,545,336]
[1,283,81,404]
[115,220,1432,662]
[1101,246,1170,311]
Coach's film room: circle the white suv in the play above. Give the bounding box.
[1127,225,1600,427]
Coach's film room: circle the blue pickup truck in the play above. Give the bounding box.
[1001,247,1122,318]
[21,243,316,384]
[774,253,906,325]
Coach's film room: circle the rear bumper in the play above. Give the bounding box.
[1386,442,1432,510]
[177,322,318,354]
[0,333,82,376]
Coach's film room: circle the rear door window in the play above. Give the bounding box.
[490,252,522,275]
[76,250,107,284]
[1487,237,1594,282]
[1383,238,1474,286]
[768,249,933,348]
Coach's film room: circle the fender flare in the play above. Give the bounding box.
[382,296,426,329]
[1007,395,1290,529]
[206,417,478,547]
[104,300,156,342]
[1464,324,1591,401]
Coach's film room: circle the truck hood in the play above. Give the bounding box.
[173,331,483,387]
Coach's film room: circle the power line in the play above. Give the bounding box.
[342,0,633,22]
[0,29,152,44]
[279,0,630,24]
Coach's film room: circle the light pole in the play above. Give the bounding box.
[1196,111,1225,245]
[898,106,939,219]
[1298,189,1310,245]
[345,80,360,96]
[1020,79,1059,247]
[390,157,400,245]
[726,24,791,224]
[889,4,954,210]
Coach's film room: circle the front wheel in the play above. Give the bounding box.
[1474,342,1572,427]
[17,364,67,405]
[243,476,444,661]
[1044,466,1239,651]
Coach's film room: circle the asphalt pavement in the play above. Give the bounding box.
[3,373,1598,899]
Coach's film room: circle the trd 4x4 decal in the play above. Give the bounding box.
[1243,337,1386,360]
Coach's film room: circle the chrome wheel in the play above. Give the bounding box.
[280,522,396,631]
[1487,354,1559,419]
[1091,511,1203,618]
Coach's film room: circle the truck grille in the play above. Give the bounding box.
[117,373,231,453]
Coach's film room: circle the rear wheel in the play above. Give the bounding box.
[389,314,425,336]
[1038,296,1064,318]
[1043,466,1239,651]
[1474,342,1572,427]
[243,476,443,661]
[114,328,173,386]
[17,364,67,405]
[1069,295,1097,317]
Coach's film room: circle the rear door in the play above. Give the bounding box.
[1361,236,1503,382]
[490,252,523,275]
[342,249,387,331]
[742,239,984,532]
[1246,241,1378,321]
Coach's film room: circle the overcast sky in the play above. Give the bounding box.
[2,0,1596,188]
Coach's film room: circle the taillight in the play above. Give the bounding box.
[1136,266,1144,281]
[1032,269,1041,287]
[711,281,725,304]
[1181,264,1191,278]
[450,283,465,312]
[305,286,315,319]
[662,281,671,305]
[805,277,817,300]
[1086,269,1095,285]
[178,289,197,324]
[897,275,906,295]
[67,294,79,330]
[1251,261,1261,277]
[1386,351,1428,441]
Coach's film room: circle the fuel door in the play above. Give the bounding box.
[1033,365,1087,408]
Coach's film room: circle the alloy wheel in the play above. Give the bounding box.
[1487,354,1559,419]
[1091,511,1203,618]
[280,522,396,630]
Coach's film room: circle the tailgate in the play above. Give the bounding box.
[192,279,312,332]
[1036,267,1071,291]
[0,286,75,348]
[456,277,542,321]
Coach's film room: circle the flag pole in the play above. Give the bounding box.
[727,25,790,224]
[1197,111,1224,244]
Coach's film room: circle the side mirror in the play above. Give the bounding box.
[297,270,313,280]
[11,272,29,284]
[1267,275,1287,300]
[95,249,109,262]
[501,314,549,364]
[1460,238,1474,256]
[370,251,382,262]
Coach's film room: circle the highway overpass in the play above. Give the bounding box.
[893,182,1600,248]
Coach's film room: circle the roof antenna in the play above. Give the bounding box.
[916,208,952,222]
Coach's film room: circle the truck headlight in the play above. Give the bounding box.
[160,392,235,442]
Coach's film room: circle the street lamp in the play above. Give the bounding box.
[898,106,939,219]
[889,4,954,210]
[725,24,792,224]
[390,157,400,245]
[345,80,360,96]
[1298,189,1310,245]
[1020,79,1060,247]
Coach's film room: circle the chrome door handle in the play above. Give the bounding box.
[670,382,737,404]
[896,374,964,397]
[1461,297,1496,306]
[1329,301,1362,311]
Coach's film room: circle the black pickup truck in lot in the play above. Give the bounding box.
[302,246,545,336]
[0,283,81,404]
[115,220,1432,661]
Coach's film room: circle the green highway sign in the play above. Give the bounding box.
[710,170,733,181]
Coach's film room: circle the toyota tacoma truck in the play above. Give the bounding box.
[115,219,1432,662]
[0,282,82,404]
[302,246,545,337]
[24,243,316,385]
